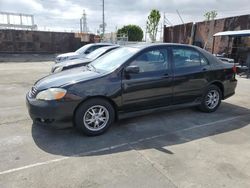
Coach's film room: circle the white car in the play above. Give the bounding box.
[55,43,113,63]
[214,54,235,64]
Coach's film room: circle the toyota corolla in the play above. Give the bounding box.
[26,44,237,136]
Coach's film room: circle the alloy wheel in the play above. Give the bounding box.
[205,90,220,109]
[83,105,109,131]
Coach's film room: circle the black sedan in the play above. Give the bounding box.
[51,45,119,73]
[26,44,237,136]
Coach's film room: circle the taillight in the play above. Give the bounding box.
[232,65,237,74]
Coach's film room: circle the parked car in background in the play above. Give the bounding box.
[51,45,119,73]
[214,54,235,64]
[214,54,248,74]
[55,43,113,63]
[27,44,237,136]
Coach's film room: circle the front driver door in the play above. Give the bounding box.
[121,47,173,112]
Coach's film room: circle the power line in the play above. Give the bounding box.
[217,9,250,13]
[163,12,173,26]
[176,9,184,24]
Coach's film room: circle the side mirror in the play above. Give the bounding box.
[85,50,90,54]
[125,65,140,74]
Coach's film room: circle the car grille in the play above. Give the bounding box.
[29,86,38,98]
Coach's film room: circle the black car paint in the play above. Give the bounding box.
[26,44,237,124]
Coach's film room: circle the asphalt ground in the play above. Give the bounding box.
[0,61,250,188]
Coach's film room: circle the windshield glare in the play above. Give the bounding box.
[75,44,92,54]
[86,47,107,59]
[90,47,139,72]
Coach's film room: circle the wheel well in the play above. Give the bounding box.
[210,82,224,99]
[73,96,119,123]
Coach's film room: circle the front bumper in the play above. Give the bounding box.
[26,94,80,123]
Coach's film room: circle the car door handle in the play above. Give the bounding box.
[202,68,208,71]
[162,73,170,78]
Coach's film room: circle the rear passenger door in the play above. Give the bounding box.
[171,46,210,104]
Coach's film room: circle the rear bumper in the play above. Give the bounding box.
[26,94,80,123]
[223,79,237,99]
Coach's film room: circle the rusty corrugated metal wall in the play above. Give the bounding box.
[164,14,250,54]
[164,22,193,44]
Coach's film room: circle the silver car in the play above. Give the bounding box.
[55,43,113,63]
[51,45,119,73]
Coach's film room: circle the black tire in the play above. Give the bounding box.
[199,85,222,113]
[74,98,115,136]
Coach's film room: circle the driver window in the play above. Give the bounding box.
[130,49,168,73]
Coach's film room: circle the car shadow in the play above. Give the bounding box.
[31,102,250,157]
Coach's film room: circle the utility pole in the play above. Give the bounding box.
[80,10,87,33]
[102,0,105,36]
[159,23,163,42]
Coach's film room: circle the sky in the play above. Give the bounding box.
[0,0,250,35]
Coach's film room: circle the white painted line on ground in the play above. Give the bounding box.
[175,115,242,132]
[0,106,24,110]
[0,114,249,176]
[0,118,30,126]
[0,143,129,176]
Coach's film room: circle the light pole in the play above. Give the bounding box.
[102,0,105,36]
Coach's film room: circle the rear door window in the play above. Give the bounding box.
[172,47,209,69]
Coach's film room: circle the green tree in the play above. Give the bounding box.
[204,10,217,21]
[117,25,143,41]
[146,9,161,42]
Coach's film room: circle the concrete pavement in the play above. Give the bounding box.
[0,62,250,188]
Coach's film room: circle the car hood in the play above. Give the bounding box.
[35,68,101,91]
[54,58,92,68]
[57,52,79,58]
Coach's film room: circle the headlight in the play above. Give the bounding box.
[53,66,63,73]
[36,88,67,101]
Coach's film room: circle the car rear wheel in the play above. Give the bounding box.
[199,85,222,113]
[74,98,115,136]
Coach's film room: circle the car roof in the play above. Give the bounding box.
[126,43,202,50]
[97,45,120,50]
[124,43,221,65]
[91,43,114,46]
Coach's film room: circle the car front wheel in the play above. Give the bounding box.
[199,85,222,113]
[74,98,115,136]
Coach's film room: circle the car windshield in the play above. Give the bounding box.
[85,47,108,60]
[89,47,139,72]
[75,44,92,54]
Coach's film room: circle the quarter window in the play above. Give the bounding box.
[201,56,209,65]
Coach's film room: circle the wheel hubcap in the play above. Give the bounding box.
[83,105,109,131]
[206,90,219,109]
